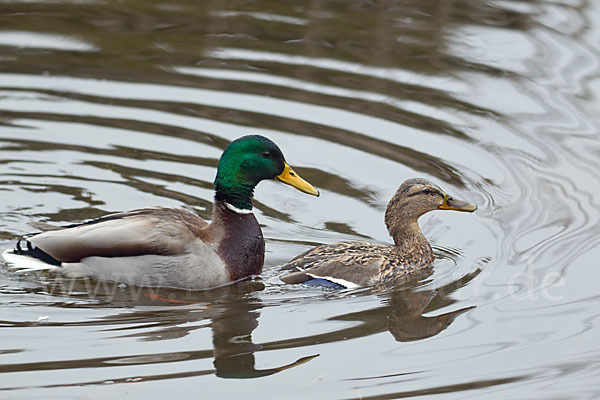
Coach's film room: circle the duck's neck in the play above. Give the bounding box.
[212,201,265,281]
[387,219,434,265]
[214,183,255,211]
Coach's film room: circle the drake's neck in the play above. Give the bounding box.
[212,201,265,280]
[388,220,434,264]
[214,184,255,211]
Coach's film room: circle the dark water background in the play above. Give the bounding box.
[1,0,600,398]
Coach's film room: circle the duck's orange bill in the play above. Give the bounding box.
[438,192,477,212]
[276,163,320,197]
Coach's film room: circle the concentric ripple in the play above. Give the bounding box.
[1,1,600,398]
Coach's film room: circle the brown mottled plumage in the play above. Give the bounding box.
[280,178,477,288]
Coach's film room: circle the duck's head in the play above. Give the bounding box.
[385,178,477,240]
[215,135,319,210]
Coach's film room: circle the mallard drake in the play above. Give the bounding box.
[2,135,319,290]
[280,178,476,289]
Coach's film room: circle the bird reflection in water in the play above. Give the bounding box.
[122,280,318,379]
[384,268,476,342]
[29,262,476,381]
[30,276,318,380]
[206,282,318,378]
[314,267,479,343]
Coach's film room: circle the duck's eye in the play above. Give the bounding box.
[422,188,433,195]
[262,151,272,158]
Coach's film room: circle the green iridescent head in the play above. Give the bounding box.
[214,135,319,210]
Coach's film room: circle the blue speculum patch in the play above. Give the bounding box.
[303,278,346,290]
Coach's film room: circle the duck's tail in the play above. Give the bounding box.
[2,240,62,274]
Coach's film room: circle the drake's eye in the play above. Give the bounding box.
[262,151,272,158]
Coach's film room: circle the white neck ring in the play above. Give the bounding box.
[224,202,254,214]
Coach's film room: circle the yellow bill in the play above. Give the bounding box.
[276,163,320,197]
[438,192,477,212]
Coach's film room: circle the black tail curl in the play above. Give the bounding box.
[14,240,61,266]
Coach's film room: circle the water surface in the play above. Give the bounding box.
[1,1,600,398]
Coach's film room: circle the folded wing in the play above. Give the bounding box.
[28,207,209,263]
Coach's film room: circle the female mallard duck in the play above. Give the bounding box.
[2,135,319,290]
[280,178,476,289]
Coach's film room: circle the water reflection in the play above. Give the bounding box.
[0,31,97,52]
[386,270,477,342]
[0,278,319,382]
[0,265,479,384]
[209,286,318,379]
[1,0,600,397]
[321,269,479,344]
